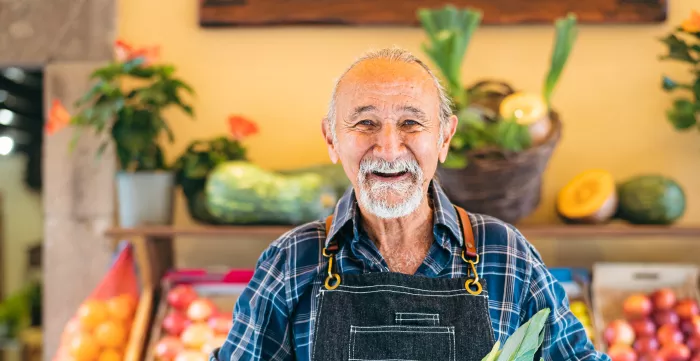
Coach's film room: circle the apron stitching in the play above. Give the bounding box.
[325,289,488,297]
[337,284,472,292]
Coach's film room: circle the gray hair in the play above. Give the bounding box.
[325,47,453,145]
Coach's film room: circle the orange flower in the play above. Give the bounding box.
[228,115,258,141]
[113,39,160,66]
[681,10,700,33]
[45,99,71,135]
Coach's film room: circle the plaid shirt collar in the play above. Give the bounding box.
[324,180,464,249]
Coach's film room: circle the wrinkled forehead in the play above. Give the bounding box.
[334,59,441,118]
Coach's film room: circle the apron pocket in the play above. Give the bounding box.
[348,325,455,361]
[395,312,440,326]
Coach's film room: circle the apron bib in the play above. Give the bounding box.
[311,206,496,361]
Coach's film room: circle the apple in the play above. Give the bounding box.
[187,299,217,322]
[207,313,233,335]
[605,320,636,346]
[652,289,678,311]
[687,335,700,354]
[625,294,654,320]
[180,323,215,349]
[638,352,664,361]
[634,337,660,353]
[654,310,681,327]
[657,324,684,346]
[691,354,700,361]
[658,343,691,361]
[162,310,188,336]
[676,299,700,321]
[167,285,198,311]
[608,344,638,361]
[174,350,208,361]
[154,336,184,361]
[631,318,657,338]
[681,316,700,337]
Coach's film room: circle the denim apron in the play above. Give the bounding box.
[310,206,496,361]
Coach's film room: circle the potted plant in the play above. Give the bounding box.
[46,40,195,227]
[417,5,578,224]
[659,10,700,132]
[172,115,258,224]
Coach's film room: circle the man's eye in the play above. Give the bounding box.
[403,120,421,126]
[356,120,373,126]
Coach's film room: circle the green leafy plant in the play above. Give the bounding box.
[417,6,578,168]
[48,40,195,172]
[659,10,700,132]
[481,307,550,361]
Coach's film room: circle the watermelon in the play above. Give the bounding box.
[616,175,686,225]
[205,161,339,225]
[279,163,352,196]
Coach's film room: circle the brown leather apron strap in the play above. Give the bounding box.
[454,206,477,258]
[324,215,339,252]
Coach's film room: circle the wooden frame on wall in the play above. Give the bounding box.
[199,0,667,27]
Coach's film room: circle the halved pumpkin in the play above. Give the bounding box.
[499,92,552,145]
[556,169,618,224]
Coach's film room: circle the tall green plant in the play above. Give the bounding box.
[543,14,578,106]
[659,10,700,132]
[418,5,483,110]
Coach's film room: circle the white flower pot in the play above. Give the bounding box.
[116,171,175,227]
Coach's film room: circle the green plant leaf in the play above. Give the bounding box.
[543,13,578,106]
[443,152,468,168]
[659,34,698,64]
[496,308,550,361]
[693,78,700,101]
[666,98,697,130]
[481,341,502,361]
[662,76,679,91]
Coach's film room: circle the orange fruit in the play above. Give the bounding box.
[107,294,137,323]
[94,320,128,349]
[68,332,100,361]
[98,348,122,361]
[77,300,108,331]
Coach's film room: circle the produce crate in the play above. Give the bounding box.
[591,263,700,354]
[124,287,156,361]
[549,268,603,350]
[144,269,253,361]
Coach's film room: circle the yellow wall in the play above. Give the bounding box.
[118,0,700,226]
[0,155,43,295]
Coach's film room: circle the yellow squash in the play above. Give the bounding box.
[556,169,618,224]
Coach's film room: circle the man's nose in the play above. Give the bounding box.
[373,125,404,161]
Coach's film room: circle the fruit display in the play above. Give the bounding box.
[556,172,686,225]
[56,293,139,361]
[556,169,618,224]
[205,161,339,225]
[602,288,700,361]
[616,175,686,225]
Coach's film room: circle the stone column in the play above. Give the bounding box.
[0,1,117,360]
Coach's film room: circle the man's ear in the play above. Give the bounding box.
[438,114,458,163]
[321,117,339,164]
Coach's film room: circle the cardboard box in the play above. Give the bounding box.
[143,269,253,361]
[591,262,700,352]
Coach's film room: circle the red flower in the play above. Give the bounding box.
[114,39,160,66]
[228,115,258,141]
[45,99,71,135]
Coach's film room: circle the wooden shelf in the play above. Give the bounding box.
[105,224,700,240]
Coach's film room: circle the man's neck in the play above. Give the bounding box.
[359,194,435,274]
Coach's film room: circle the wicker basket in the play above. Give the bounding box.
[436,110,562,225]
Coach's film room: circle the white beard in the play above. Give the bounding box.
[357,157,425,219]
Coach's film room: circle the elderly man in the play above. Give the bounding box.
[211,47,609,361]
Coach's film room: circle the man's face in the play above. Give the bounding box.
[323,58,457,219]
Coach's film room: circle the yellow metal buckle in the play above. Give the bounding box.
[461,251,482,295]
[324,251,341,290]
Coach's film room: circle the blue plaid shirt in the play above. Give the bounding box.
[212,181,610,361]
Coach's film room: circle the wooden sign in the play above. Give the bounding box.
[199,0,667,27]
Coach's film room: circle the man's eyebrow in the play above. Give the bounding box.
[349,105,377,121]
[402,106,428,120]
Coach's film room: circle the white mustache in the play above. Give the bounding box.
[359,157,421,176]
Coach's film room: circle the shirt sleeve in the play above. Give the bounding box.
[521,243,611,361]
[210,243,293,361]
